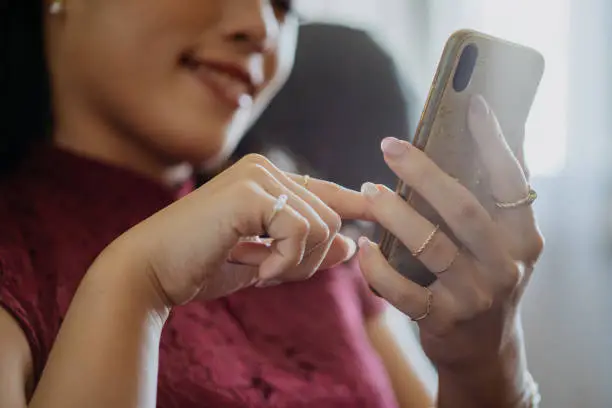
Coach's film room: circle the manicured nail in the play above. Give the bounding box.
[381,137,408,157]
[341,235,358,261]
[256,279,282,288]
[358,236,371,253]
[470,94,489,117]
[360,182,380,199]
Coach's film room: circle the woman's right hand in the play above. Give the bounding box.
[103,154,370,306]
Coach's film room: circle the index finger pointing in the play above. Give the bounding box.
[285,173,374,221]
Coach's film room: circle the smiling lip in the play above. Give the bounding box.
[183,57,256,110]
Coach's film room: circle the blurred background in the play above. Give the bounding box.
[245,0,612,406]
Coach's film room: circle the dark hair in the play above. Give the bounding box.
[236,23,414,191]
[0,1,52,175]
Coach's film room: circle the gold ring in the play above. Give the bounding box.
[302,174,311,189]
[436,248,460,274]
[495,187,537,209]
[267,194,288,226]
[412,225,440,258]
[412,287,433,322]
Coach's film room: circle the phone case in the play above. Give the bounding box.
[379,30,545,287]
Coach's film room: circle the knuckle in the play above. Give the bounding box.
[325,211,342,236]
[250,163,272,180]
[308,219,330,248]
[286,251,304,268]
[455,198,483,223]
[318,221,331,242]
[475,291,494,312]
[522,231,544,263]
[498,261,522,292]
[234,179,262,198]
[241,153,271,167]
[328,182,344,194]
[293,215,311,238]
[452,306,473,325]
[446,309,463,328]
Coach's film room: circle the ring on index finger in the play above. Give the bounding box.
[267,194,289,226]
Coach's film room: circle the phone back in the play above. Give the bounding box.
[380,30,545,287]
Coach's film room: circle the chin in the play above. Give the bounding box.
[178,107,256,170]
[140,92,260,170]
[140,119,229,169]
[173,133,228,165]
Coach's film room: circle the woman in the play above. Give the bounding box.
[0,1,542,407]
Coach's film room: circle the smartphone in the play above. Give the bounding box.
[378,29,545,287]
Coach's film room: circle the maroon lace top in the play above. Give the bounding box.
[0,147,398,408]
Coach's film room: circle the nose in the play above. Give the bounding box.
[222,0,280,54]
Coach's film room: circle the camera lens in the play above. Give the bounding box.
[453,43,478,92]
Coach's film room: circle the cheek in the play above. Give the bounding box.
[65,1,221,117]
[71,0,220,82]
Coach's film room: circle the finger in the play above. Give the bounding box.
[228,241,271,266]
[379,137,504,269]
[468,96,542,261]
[246,163,331,257]
[467,95,530,205]
[361,183,459,274]
[515,133,531,181]
[245,157,343,279]
[357,237,447,320]
[245,157,341,233]
[230,234,357,271]
[319,234,357,269]
[285,173,374,221]
[255,190,310,280]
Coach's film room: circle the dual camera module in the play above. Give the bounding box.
[452,43,478,92]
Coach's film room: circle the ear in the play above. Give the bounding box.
[49,0,64,15]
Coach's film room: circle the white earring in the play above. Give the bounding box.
[49,0,63,15]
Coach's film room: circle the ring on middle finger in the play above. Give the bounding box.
[436,248,460,274]
[412,225,440,258]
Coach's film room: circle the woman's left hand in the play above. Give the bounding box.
[358,95,543,377]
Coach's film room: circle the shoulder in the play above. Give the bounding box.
[0,182,58,384]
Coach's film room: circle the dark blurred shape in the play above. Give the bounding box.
[235,23,415,192]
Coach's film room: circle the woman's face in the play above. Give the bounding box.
[47,0,297,167]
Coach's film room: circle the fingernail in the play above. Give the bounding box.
[358,236,371,253]
[341,235,357,260]
[360,182,380,199]
[470,94,489,117]
[381,137,408,157]
[256,279,282,288]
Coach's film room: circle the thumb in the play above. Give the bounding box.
[228,240,272,266]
